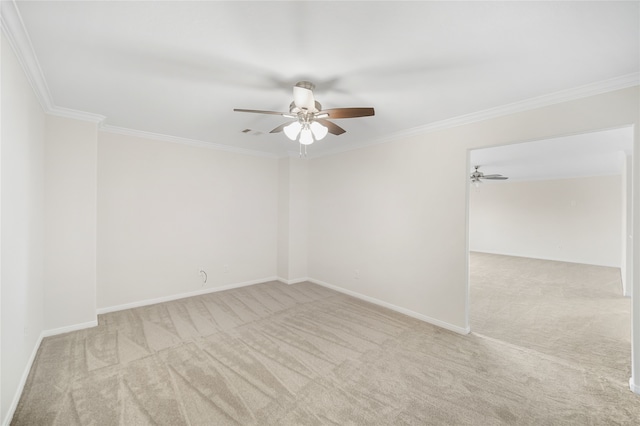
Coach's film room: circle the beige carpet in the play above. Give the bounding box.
[470,251,631,384]
[12,258,640,425]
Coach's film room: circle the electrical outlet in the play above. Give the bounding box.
[354,269,360,279]
[223,264,229,273]
[199,268,207,286]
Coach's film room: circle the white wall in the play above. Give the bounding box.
[621,154,633,296]
[308,86,639,335]
[97,132,279,310]
[1,34,46,424]
[469,176,622,267]
[277,157,308,283]
[632,100,640,396]
[288,157,308,281]
[309,135,470,331]
[44,115,97,330]
[277,159,289,279]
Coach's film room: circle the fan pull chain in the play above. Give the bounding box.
[299,143,308,158]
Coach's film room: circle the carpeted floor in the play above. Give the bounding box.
[12,255,640,425]
[470,251,631,384]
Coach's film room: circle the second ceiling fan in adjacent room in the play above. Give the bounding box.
[470,165,509,187]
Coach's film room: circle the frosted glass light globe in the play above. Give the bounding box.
[310,121,328,140]
[283,121,302,140]
[299,128,314,145]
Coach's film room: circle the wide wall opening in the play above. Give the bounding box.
[467,126,634,384]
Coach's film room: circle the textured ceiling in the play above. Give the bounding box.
[9,1,640,159]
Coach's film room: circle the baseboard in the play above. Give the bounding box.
[277,277,309,285]
[42,319,99,338]
[2,317,102,426]
[96,276,279,314]
[470,250,620,268]
[631,377,640,395]
[2,332,44,426]
[307,278,470,335]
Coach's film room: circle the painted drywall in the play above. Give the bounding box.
[287,158,308,281]
[97,132,278,310]
[309,135,470,331]
[621,154,633,296]
[277,157,308,283]
[633,118,640,395]
[308,86,639,335]
[44,115,97,330]
[277,159,289,279]
[469,176,622,267]
[1,34,46,423]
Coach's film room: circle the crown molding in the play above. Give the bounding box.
[311,73,640,159]
[100,125,279,159]
[397,73,640,137]
[2,0,636,159]
[285,149,309,159]
[1,0,107,125]
[1,0,53,111]
[48,106,106,124]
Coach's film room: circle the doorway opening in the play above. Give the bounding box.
[466,126,634,384]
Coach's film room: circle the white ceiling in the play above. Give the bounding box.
[470,126,633,182]
[8,1,640,159]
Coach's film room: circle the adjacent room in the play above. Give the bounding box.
[2,1,639,424]
[468,127,634,386]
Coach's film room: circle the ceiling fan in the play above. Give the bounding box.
[470,165,508,186]
[234,81,374,155]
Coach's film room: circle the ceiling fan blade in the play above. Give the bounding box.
[321,107,375,119]
[483,176,509,180]
[269,121,296,133]
[481,174,503,178]
[234,108,287,115]
[316,119,346,135]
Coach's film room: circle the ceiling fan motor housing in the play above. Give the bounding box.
[289,101,322,115]
[295,81,315,91]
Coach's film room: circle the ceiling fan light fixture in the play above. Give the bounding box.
[283,121,302,140]
[235,81,375,150]
[310,121,328,140]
